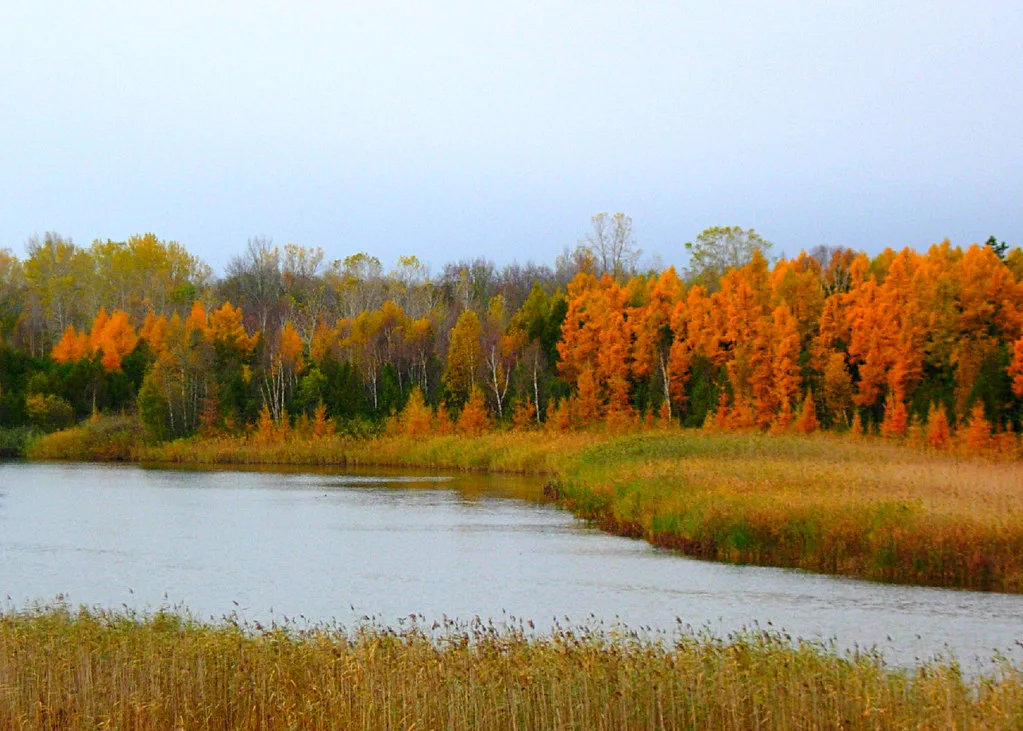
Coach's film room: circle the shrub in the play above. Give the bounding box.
[26,414,145,461]
[25,393,75,431]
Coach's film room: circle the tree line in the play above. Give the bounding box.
[1,219,1022,444]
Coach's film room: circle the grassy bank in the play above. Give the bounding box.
[28,421,1023,592]
[553,432,1023,592]
[1,606,1020,730]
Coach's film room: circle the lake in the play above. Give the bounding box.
[2,462,1021,670]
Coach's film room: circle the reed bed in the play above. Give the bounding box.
[1,606,1020,730]
[553,431,1023,592]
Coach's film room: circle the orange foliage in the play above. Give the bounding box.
[456,387,489,435]
[310,320,338,363]
[51,326,90,364]
[880,395,909,439]
[255,405,276,445]
[185,302,210,338]
[924,403,953,450]
[572,367,601,426]
[961,402,993,456]
[139,312,168,352]
[511,397,537,431]
[93,310,138,371]
[795,392,819,434]
[433,403,455,435]
[1010,335,1023,398]
[400,386,433,437]
[547,398,573,432]
[849,411,864,437]
[52,308,138,371]
[770,303,801,423]
[312,403,334,439]
[277,321,305,370]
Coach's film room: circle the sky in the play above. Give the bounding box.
[1,1,1021,273]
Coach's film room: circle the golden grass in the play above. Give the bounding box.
[1,605,1020,730]
[553,431,1023,591]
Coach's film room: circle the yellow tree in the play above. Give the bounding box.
[209,302,259,357]
[23,233,94,352]
[142,306,215,437]
[264,321,305,421]
[405,317,434,393]
[444,309,482,407]
[481,295,519,419]
[399,386,433,436]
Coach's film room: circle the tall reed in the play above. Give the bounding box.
[1,606,1020,730]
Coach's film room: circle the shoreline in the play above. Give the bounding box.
[24,425,1023,593]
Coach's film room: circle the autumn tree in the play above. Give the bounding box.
[481,295,518,419]
[399,385,433,436]
[444,309,482,407]
[925,403,952,450]
[771,303,801,429]
[795,392,819,434]
[23,233,93,352]
[264,321,305,421]
[457,386,489,435]
[1011,335,1023,398]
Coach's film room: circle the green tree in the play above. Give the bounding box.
[985,235,1009,261]
[683,226,772,291]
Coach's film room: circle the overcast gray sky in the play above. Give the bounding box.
[2,1,1021,272]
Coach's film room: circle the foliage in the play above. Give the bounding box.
[0,425,41,457]
[27,414,146,461]
[683,226,773,290]
[0,229,1021,451]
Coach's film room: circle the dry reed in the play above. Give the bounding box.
[1,605,1020,730]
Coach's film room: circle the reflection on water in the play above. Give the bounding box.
[1,462,1021,670]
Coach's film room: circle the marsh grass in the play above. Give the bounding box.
[553,431,1023,591]
[1,605,1020,730]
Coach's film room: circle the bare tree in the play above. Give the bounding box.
[809,245,856,295]
[221,236,284,332]
[581,212,641,281]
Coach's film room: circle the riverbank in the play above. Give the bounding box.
[1,605,1019,730]
[27,422,1023,592]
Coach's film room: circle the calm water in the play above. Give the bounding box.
[1,462,1022,670]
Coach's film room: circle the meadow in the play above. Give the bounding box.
[1,605,1020,730]
[28,419,1023,592]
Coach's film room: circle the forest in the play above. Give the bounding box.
[1,218,1022,453]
